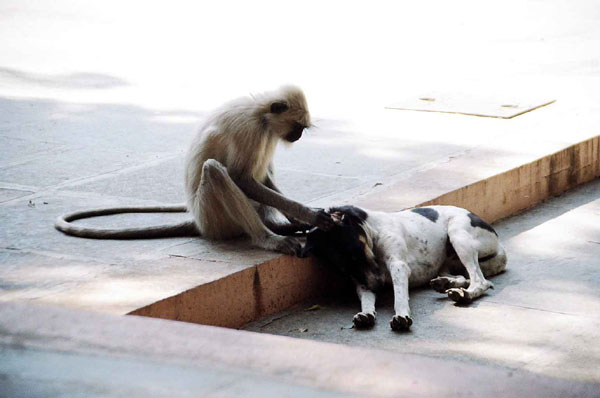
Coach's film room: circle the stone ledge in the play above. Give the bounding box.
[130,136,600,328]
[129,255,338,328]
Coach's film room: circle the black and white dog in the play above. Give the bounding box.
[301,205,507,331]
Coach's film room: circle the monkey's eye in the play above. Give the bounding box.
[292,121,306,131]
[270,101,289,114]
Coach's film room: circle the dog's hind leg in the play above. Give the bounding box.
[430,273,469,293]
[388,260,413,331]
[353,285,376,329]
[480,243,508,278]
[431,242,506,294]
[446,230,494,303]
[430,261,469,292]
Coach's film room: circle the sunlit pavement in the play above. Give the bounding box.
[1,1,599,116]
[1,1,600,396]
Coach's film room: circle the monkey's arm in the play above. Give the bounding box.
[263,174,313,232]
[264,173,300,220]
[263,173,282,193]
[236,176,333,230]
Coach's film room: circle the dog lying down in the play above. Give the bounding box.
[301,205,507,332]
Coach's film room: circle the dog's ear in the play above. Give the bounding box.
[299,242,315,258]
[299,227,322,258]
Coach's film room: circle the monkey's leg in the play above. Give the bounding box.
[198,159,301,255]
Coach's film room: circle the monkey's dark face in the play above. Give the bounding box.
[266,86,311,144]
[285,121,306,143]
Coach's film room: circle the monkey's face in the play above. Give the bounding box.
[285,121,307,143]
[264,85,311,144]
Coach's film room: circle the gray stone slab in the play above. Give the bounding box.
[274,123,470,182]
[0,250,106,301]
[0,148,169,188]
[0,192,192,262]
[168,238,278,264]
[0,96,203,189]
[0,246,255,314]
[491,184,600,317]
[0,135,67,169]
[65,156,187,203]
[1,301,597,398]
[244,181,600,383]
[0,189,278,313]
[275,168,362,204]
[0,347,347,398]
[0,97,201,153]
[0,188,33,203]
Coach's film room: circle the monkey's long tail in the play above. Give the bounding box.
[55,204,199,239]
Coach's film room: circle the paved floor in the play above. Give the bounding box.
[244,180,600,383]
[2,300,598,398]
[2,1,600,315]
[0,2,599,395]
[1,1,599,118]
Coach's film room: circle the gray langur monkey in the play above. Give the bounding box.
[55,86,334,255]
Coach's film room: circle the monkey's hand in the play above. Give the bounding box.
[234,177,334,230]
[309,208,335,231]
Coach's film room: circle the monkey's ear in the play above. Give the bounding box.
[270,101,289,114]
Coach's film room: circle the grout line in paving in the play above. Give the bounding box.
[0,151,183,207]
[479,299,594,319]
[305,145,473,206]
[51,152,183,191]
[167,254,231,264]
[277,167,363,180]
[0,247,120,265]
[0,182,40,192]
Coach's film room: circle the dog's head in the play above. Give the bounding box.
[301,205,378,286]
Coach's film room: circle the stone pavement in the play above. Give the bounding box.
[1,0,600,314]
[1,300,598,398]
[1,1,600,395]
[244,180,600,383]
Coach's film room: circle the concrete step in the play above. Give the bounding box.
[1,300,597,398]
[131,134,600,328]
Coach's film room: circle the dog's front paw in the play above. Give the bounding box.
[390,315,412,332]
[447,287,472,303]
[353,312,376,329]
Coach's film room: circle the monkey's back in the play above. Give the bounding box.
[184,96,275,207]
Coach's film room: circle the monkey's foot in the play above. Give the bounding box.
[353,312,376,329]
[390,315,412,332]
[273,236,302,256]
